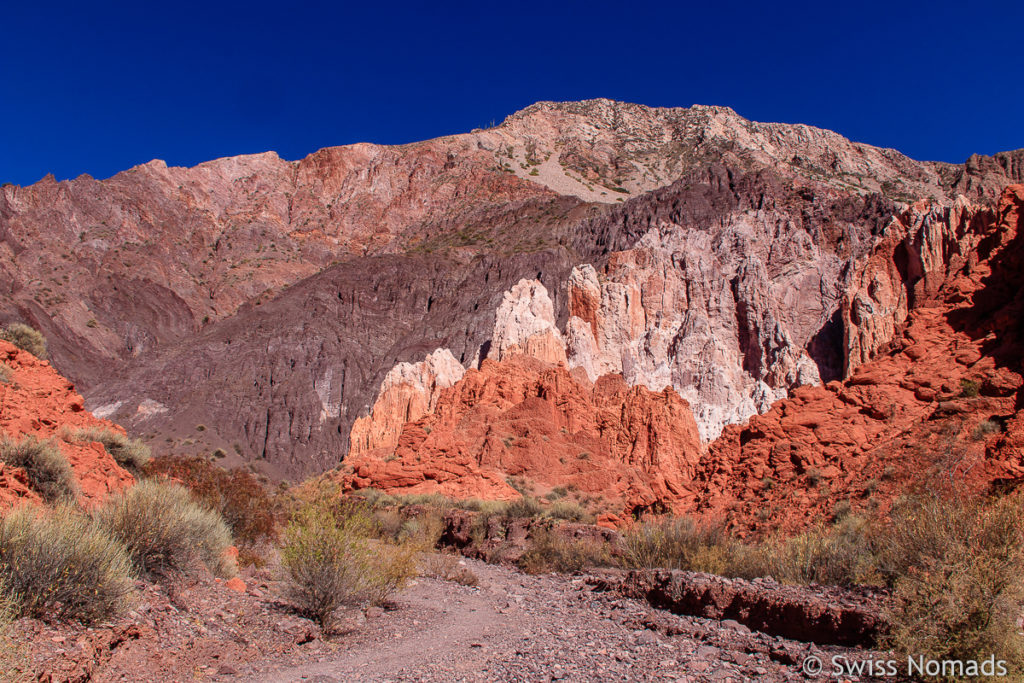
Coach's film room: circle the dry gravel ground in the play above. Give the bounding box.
[11,555,882,682]
[244,558,870,683]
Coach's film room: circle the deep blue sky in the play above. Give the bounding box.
[2,1,1022,186]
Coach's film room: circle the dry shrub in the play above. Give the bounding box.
[0,436,78,504]
[397,507,446,550]
[281,497,418,632]
[0,364,11,385]
[758,516,878,586]
[504,496,544,518]
[0,505,134,623]
[146,455,280,549]
[95,480,235,579]
[66,427,150,474]
[0,575,29,682]
[547,499,595,524]
[518,527,611,574]
[0,323,47,359]
[880,495,1024,679]
[419,553,479,586]
[620,516,754,577]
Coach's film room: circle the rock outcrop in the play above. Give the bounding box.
[694,185,1024,532]
[562,176,891,440]
[486,280,567,365]
[0,341,134,510]
[591,569,885,647]
[341,185,1024,530]
[343,354,703,515]
[349,348,465,456]
[842,196,992,374]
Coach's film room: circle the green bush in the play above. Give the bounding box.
[67,426,151,474]
[0,435,79,504]
[0,505,134,623]
[94,480,235,578]
[0,323,47,359]
[280,498,417,632]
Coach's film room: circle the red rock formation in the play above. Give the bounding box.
[349,348,466,456]
[342,185,1024,532]
[0,341,134,510]
[342,354,703,515]
[694,185,1024,533]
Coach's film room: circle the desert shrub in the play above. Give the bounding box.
[456,498,521,517]
[0,505,134,623]
[518,527,610,574]
[546,499,595,524]
[94,479,235,578]
[0,575,28,682]
[145,455,280,549]
[960,378,981,398]
[504,496,544,518]
[972,419,1001,441]
[759,516,879,586]
[397,507,446,550]
[620,516,753,577]
[280,498,417,631]
[0,364,11,384]
[0,435,78,504]
[352,487,398,508]
[880,495,1024,680]
[66,426,151,474]
[419,553,479,586]
[0,323,47,359]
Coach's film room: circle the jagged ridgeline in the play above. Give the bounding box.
[1,98,1021,482]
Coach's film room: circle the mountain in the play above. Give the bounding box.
[1,98,1022,480]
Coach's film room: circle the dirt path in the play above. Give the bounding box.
[242,558,836,682]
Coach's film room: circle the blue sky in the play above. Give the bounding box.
[2,0,1021,186]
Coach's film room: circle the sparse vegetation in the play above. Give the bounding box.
[960,378,981,398]
[65,426,151,474]
[94,479,235,578]
[0,323,47,359]
[0,505,134,623]
[518,527,610,574]
[146,455,281,552]
[972,419,1001,441]
[546,499,595,524]
[0,435,79,504]
[280,496,417,632]
[0,363,11,384]
[419,553,479,586]
[879,495,1024,680]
